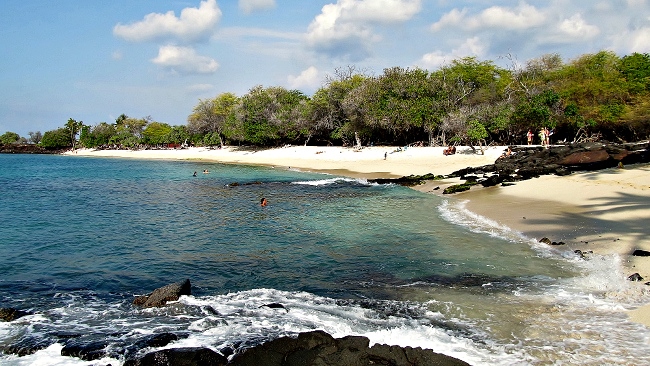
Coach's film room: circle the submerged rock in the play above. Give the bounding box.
[133,279,192,308]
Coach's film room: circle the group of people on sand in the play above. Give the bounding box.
[527,128,552,147]
[443,146,456,155]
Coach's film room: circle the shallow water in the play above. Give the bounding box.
[0,154,648,365]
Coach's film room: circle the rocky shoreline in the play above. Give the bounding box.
[370,141,650,193]
[1,280,470,365]
[0,144,64,154]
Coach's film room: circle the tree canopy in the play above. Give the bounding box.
[33,50,650,151]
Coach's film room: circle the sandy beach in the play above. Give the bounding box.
[66,145,650,325]
[66,145,505,178]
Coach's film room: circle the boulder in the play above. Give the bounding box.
[61,339,110,361]
[557,149,612,168]
[0,336,54,356]
[628,273,644,282]
[228,330,470,366]
[133,279,192,308]
[633,249,650,257]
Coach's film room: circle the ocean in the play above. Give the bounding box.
[0,154,649,365]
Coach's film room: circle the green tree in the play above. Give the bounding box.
[142,122,172,145]
[65,118,84,150]
[82,122,116,147]
[0,131,21,145]
[187,93,238,147]
[340,67,432,145]
[309,68,367,145]
[234,86,309,146]
[41,128,72,149]
[168,125,189,145]
[109,115,148,148]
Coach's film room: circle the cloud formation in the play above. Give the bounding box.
[306,0,422,60]
[421,1,638,68]
[113,0,221,43]
[287,66,322,90]
[239,0,276,14]
[151,45,219,74]
[418,37,486,69]
[431,3,545,32]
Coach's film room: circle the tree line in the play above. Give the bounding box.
[3,50,650,150]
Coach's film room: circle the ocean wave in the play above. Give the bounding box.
[0,288,520,366]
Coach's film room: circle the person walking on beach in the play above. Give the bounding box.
[527,129,533,145]
[384,152,387,160]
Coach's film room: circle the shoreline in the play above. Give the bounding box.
[64,145,650,326]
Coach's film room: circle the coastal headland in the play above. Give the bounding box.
[65,144,650,326]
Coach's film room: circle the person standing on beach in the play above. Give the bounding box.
[527,129,533,145]
[384,152,387,160]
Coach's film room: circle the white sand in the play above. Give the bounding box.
[66,145,505,178]
[65,145,650,326]
[452,165,650,326]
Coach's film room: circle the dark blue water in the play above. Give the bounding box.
[1,154,649,365]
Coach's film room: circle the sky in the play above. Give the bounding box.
[2,0,650,137]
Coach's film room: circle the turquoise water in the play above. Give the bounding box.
[1,154,649,365]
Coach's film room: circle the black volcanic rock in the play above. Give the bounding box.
[133,279,192,308]
[61,339,110,361]
[435,142,650,193]
[228,330,470,366]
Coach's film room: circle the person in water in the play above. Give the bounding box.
[260,197,268,207]
[193,171,197,177]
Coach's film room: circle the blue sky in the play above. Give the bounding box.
[2,0,650,137]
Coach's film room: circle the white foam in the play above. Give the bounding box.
[176,289,509,365]
[0,343,120,366]
[292,177,370,186]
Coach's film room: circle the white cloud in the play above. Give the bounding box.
[557,14,600,39]
[239,0,276,14]
[611,27,650,53]
[288,66,322,89]
[306,0,421,60]
[418,37,486,69]
[113,0,221,43]
[151,45,219,74]
[430,8,467,32]
[431,3,545,31]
